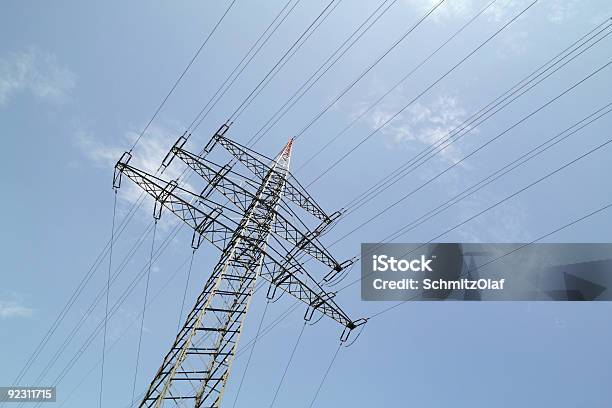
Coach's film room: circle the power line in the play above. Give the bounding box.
[246,0,400,148]
[337,127,612,294]
[99,190,117,408]
[21,0,358,402]
[32,177,257,398]
[185,0,300,134]
[34,219,186,392]
[227,0,340,122]
[230,0,342,120]
[329,59,612,247]
[128,0,239,152]
[19,0,355,388]
[293,0,446,141]
[4,0,472,385]
[130,220,158,405]
[307,343,342,408]
[305,0,540,187]
[87,26,608,398]
[344,28,612,216]
[64,93,601,404]
[416,135,612,250]
[177,250,196,332]
[374,101,612,244]
[55,252,194,408]
[178,98,612,404]
[25,3,612,403]
[229,103,612,361]
[12,1,243,386]
[27,221,158,388]
[24,142,221,390]
[231,301,270,407]
[317,99,612,295]
[256,143,612,338]
[228,0,344,124]
[342,19,612,213]
[367,200,612,321]
[269,322,307,407]
[293,0,499,172]
[9,192,148,389]
[85,94,611,404]
[190,82,610,406]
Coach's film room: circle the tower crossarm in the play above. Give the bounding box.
[113,161,237,251]
[171,147,346,272]
[258,248,355,329]
[211,134,330,222]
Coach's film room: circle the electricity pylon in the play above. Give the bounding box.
[113,123,365,407]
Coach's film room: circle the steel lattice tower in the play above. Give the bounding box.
[113,123,364,407]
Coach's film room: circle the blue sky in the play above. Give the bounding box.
[2,0,612,406]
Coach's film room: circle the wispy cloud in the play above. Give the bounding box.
[0,294,34,319]
[76,125,184,175]
[406,0,604,25]
[404,0,532,23]
[453,195,532,242]
[363,94,471,164]
[75,125,193,226]
[0,47,75,107]
[547,0,578,24]
[496,30,529,59]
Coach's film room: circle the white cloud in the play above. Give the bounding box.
[406,0,602,26]
[496,30,529,59]
[0,47,75,107]
[404,0,531,23]
[76,126,180,175]
[547,0,578,24]
[366,94,471,164]
[75,130,125,169]
[454,197,531,242]
[0,295,34,319]
[75,125,194,227]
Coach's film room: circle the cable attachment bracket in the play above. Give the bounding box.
[160,132,188,171]
[313,209,343,237]
[265,265,295,301]
[113,151,132,189]
[202,121,232,156]
[340,318,367,343]
[323,256,358,284]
